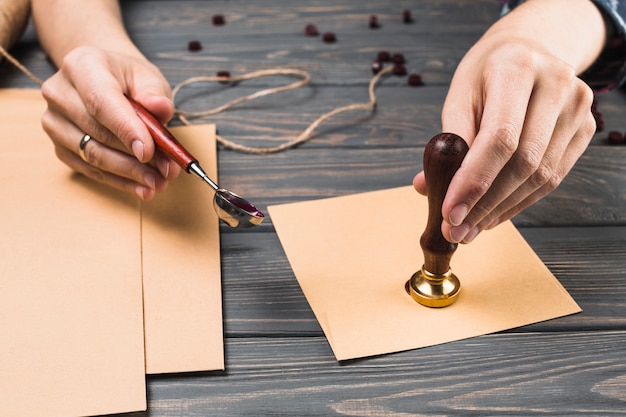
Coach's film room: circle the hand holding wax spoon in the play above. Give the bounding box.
[127,96,264,228]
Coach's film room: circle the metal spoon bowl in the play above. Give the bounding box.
[188,163,264,228]
[213,189,265,228]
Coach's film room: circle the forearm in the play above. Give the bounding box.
[32,0,143,65]
[490,0,606,74]
[0,0,30,50]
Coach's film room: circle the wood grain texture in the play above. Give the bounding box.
[219,227,626,336]
[2,0,626,415]
[138,332,626,417]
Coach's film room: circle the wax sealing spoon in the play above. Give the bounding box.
[127,96,264,228]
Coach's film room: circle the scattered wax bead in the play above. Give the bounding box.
[304,23,319,37]
[187,40,202,52]
[392,53,405,64]
[608,131,624,145]
[392,63,407,76]
[407,73,424,86]
[322,32,337,43]
[371,60,383,75]
[403,9,414,23]
[377,51,391,62]
[369,15,381,29]
[216,70,231,83]
[212,14,226,26]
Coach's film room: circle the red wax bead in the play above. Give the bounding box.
[216,70,231,83]
[212,14,226,26]
[322,32,337,43]
[403,9,414,23]
[377,51,391,62]
[369,15,381,29]
[304,23,319,37]
[392,53,405,64]
[408,73,424,86]
[188,40,202,52]
[371,60,383,75]
[608,131,624,145]
[392,63,407,76]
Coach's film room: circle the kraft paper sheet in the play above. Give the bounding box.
[142,123,224,374]
[0,89,223,417]
[268,186,581,361]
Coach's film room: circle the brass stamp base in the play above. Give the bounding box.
[409,266,460,308]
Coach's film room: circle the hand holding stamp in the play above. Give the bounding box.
[409,133,469,308]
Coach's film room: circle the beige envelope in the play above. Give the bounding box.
[269,186,581,361]
[0,89,223,416]
[0,89,146,416]
[142,124,224,374]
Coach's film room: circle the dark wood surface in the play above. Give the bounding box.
[3,0,626,415]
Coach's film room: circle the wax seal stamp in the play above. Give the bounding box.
[409,132,469,308]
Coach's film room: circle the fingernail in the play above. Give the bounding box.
[449,204,468,226]
[462,226,480,243]
[135,185,147,200]
[144,173,156,189]
[132,140,144,161]
[157,157,170,179]
[449,223,469,243]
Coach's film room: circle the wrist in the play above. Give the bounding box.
[488,0,605,74]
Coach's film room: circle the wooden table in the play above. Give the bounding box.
[3,1,626,415]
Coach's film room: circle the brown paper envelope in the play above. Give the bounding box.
[0,89,147,415]
[0,89,224,417]
[268,186,581,361]
[142,124,224,374]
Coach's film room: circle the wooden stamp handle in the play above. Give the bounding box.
[420,133,469,275]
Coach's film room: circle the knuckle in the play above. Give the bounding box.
[529,162,553,188]
[489,123,519,158]
[82,89,107,118]
[40,77,65,109]
[515,147,542,179]
[552,63,576,88]
[546,171,562,191]
[581,115,597,141]
[464,176,492,204]
[493,42,535,70]
[83,141,101,165]
[40,111,55,136]
[578,81,594,107]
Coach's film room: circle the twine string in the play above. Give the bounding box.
[1,44,392,154]
[173,66,392,154]
[0,44,44,85]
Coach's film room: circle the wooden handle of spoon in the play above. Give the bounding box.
[126,95,196,171]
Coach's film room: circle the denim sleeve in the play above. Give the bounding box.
[501,0,626,92]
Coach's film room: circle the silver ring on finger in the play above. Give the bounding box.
[78,134,93,163]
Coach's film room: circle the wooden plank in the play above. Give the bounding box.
[137,332,626,417]
[220,226,626,336]
[213,145,626,227]
[120,0,499,85]
[2,0,626,415]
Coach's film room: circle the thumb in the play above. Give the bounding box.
[132,89,174,125]
[128,68,174,124]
